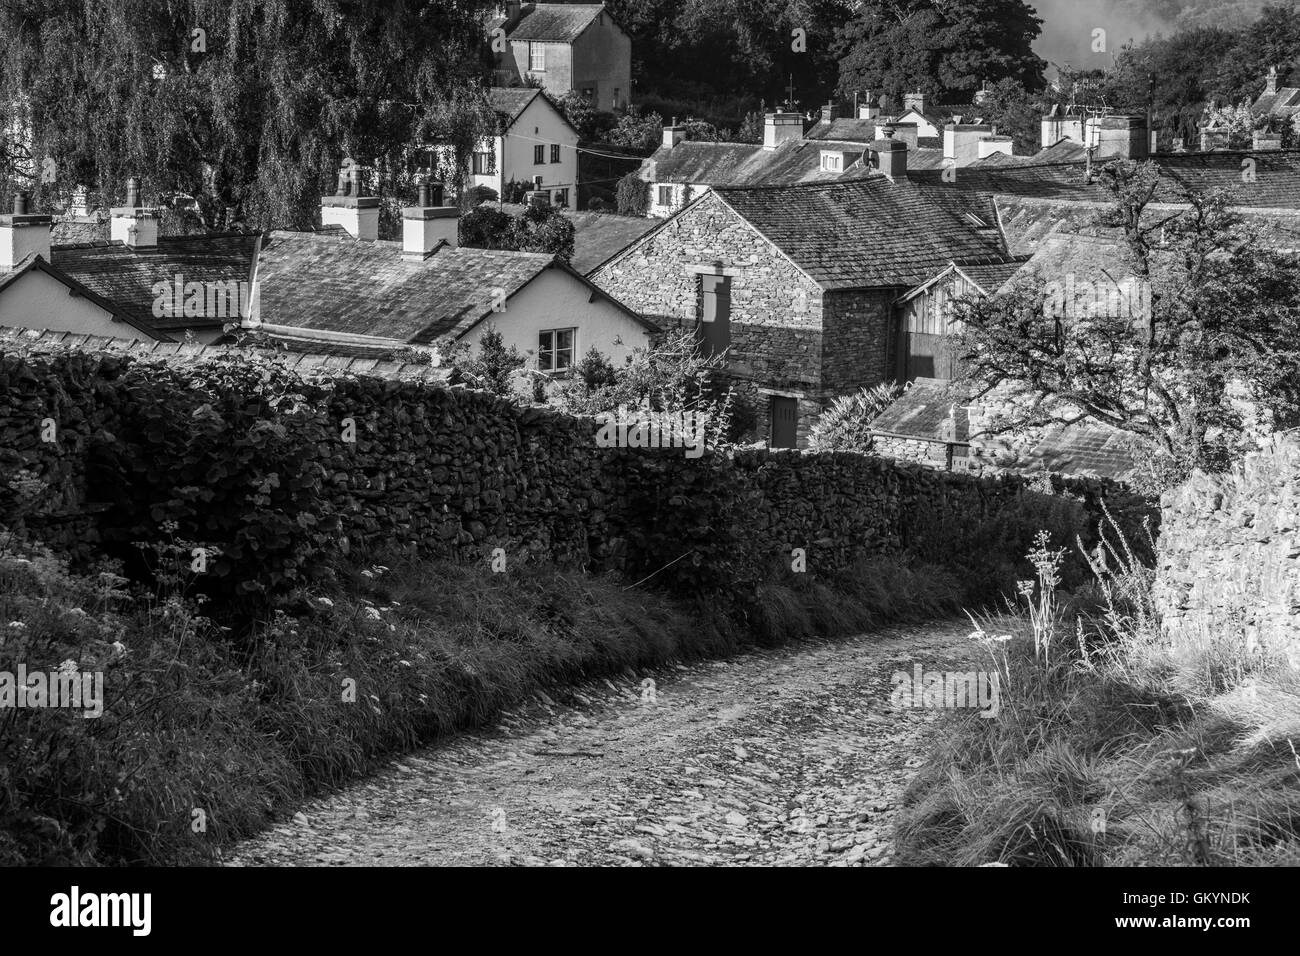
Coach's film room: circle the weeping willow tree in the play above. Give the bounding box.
[0,0,499,229]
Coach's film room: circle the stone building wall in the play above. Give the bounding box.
[1154,435,1300,670]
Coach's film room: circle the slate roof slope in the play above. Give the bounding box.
[712,178,1016,290]
[804,118,880,143]
[495,202,657,273]
[487,87,546,129]
[254,231,556,342]
[645,138,881,187]
[0,325,449,382]
[870,376,1138,479]
[870,377,972,442]
[48,233,260,333]
[492,3,608,42]
[1253,85,1300,120]
[1155,150,1300,208]
[51,216,109,245]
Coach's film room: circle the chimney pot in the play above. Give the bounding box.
[110,178,160,247]
[0,195,53,270]
[417,178,431,209]
[13,191,29,215]
[125,177,140,208]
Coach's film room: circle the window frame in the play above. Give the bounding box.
[657,184,673,206]
[528,42,545,72]
[472,150,496,176]
[533,144,546,165]
[538,328,577,374]
[550,144,561,163]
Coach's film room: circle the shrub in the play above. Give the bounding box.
[807,383,902,453]
[616,171,650,216]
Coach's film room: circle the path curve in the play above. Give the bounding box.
[227,621,978,867]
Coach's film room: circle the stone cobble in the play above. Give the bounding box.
[227,622,979,867]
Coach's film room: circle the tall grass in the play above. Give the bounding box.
[892,509,1300,867]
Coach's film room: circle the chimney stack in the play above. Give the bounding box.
[0,191,52,271]
[402,178,457,260]
[1095,114,1149,160]
[1266,65,1280,97]
[662,120,687,149]
[763,112,803,151]
[110,177,160,248]
[503,0,522,29]
[870,129,908,180]
[321,164,379,241]
[903,91,929,115]
[820,102,840,124]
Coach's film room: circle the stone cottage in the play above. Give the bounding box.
[590,157,1017,447]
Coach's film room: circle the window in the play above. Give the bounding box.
[534,145,545,165]
[820,153,842,171]
[550,144,561,163]
[553,188,569,208]
[538,329,575,372]
[529,42,545,71]
[657,185,673,206]
[698,274,731,358]
[472,151,496,175]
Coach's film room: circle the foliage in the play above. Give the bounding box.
[447,328,526,396]
[952,159,1300,490]
[616,170,652,216]
[0,0,497,227]
[458,202,575,262]
[835,0,1047,105]
[604,106,666,153]
[552,90,601,141]
[807,383,903,453]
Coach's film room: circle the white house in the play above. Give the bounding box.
[467,88,580,211]
[249,188,656,373]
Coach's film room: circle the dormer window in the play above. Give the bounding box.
[529,42,545,72]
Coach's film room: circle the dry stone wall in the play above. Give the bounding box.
[1154,435,1300,669]
[0,344,1151,609]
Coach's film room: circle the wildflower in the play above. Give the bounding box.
[363,607,382,621]
[992,634,1012,643]
[398,660,412,668]
[58,659,79,674]
[8,621,26,630]
[360,570,374,579]
[110,641,126,659]
[316,597,335,608]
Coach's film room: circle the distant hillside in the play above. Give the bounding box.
[1033,0,1300,70]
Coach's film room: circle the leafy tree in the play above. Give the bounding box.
[449,328,526,396]
[835,0,1047,105]
[553,90,600,140]
[807,383,902,453]
[458,203,576,263]
[605,107,665,153]
[952,159,1300,490]
[616,170,651,216]
[0,0,496,227]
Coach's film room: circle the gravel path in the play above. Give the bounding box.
[226,621,979,867]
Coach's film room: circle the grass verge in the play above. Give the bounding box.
[892,524,1300,866]
[0,537,964,866]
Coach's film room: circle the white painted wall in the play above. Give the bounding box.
[0,268,150,338]
[646,182,710,219]
[471,96,579,209]
[898,108,940,139]
[459,266,649,368]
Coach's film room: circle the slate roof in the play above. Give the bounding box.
[1253,86,1300,120]
[254,231,557,342]
[711,178,1016,290]
[992,422,1138,481]
[495,202,656,273]
[870,376,1138,480]
[1155,150,1300,207]
[0,325,449,382]
[645,138,878,187]
[803,118,881,143]
[492,3,608,42]
[487,87,547,130]
[871,377,973,442]
[46,233,260,333]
